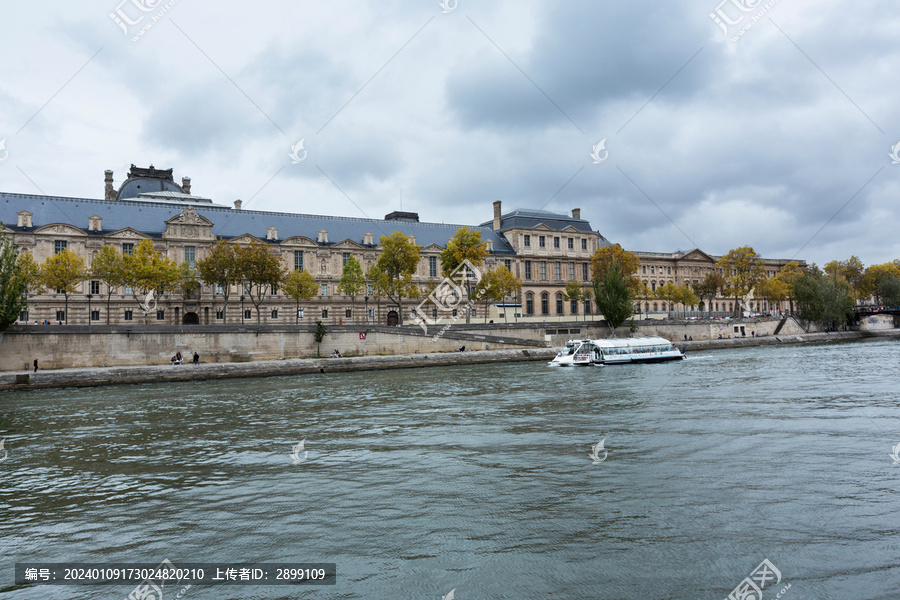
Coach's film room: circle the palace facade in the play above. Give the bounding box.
[1,165,798,326]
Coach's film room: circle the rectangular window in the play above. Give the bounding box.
[555,262,561,280]
[271,309,279,319]
[642,265,647,274]
[294,251,304,272]
[584,298,591,314]
[90,310,100,321]
[582,263,589,281]
[244,309,252,320]
[429,256,437,278]
[570,299,578,314]
[569,263,575,280]
[243,283,251,296]
[524,235,531,247]
[369,308,375,319]
[343,253,351,267]
[554,237,560,249]
[540,262,547,281]
[156,310,165,321]
[54,240,67,254]
[215,284,223,295]
[124,310,133,321]
[568,238,574,250]
[320,284,328,296]
[216,310,224,320]
[56,310,66,322]
[90,280,100,295]
[524,261,532,280]
[504,259,512,272]
[367,284,374,296]
[345,309,352,318]
[271,285,278,296]
[539,236,546,248]
[184,246,195,267]
[122,243,133,256]
[19,310,28,322]
[581,239,587,251]
[124,285,133,295]
[321,309,328,318]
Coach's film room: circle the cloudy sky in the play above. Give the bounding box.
[1,0,899,266]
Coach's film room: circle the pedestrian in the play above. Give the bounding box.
[33,359,38,373]
[684,334,688,341]
[192,352,199,365]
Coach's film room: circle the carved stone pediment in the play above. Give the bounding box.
[281,236,318,246]
[109,227,150,240]
[163,207,214,240]
[34,223,87,237]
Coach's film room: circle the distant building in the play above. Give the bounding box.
[1,165,799,325]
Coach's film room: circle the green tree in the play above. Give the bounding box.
[235,240,286,324]
[754,277,789,313]
[824,256,866,301]
[593,259,633,336]
[0,232,29,332]
[693,271,725,312]
[861,262,900,303]
[374,231,421,325]
[365,264,383,324]
[875,275,900,307]
[590,244,641,291]
[196,238,241,323]
[91,245,125,324]
[337,255,365,321]
[716,246,765,316]
[472,268,506,323]
[493,266,522,323]
[440,227,488,324]
[39,248,88,323]
[283,269,318,323]
[774,261,804,314]
[121,239,181,323]
[675,283,700,312]
[793,272,854,331]
[314,320,327,357]
[564,279,584,321]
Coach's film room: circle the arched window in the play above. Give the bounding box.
[651,282,656,291]
[526,292,534,315]
[556,292,564,314]
[541,292,549,315]
[667,267,671,274]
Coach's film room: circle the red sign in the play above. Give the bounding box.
[359,332,367,340]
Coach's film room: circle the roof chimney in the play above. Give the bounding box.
[572,208,581,220]
[104,170,115,201]
[493,200,502,231]
[234,199,242,210]
[182,177,191,195]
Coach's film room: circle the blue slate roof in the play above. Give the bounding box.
[479,208,597,234]
[0,192,517,254]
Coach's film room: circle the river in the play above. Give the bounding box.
[1,338,899,599]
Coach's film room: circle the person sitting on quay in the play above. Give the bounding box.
[171,352,183,365]
[332,349,342,358]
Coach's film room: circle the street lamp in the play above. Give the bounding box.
[364,296,369,324]
[240,295,245,324]
[86,294,92,326]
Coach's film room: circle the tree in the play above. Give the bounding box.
[0,232,29,332]
[716,246,765,316]
[314,320,327,357]
[593,259,633,336]
[824,256,866,301]
[39,249,88,323]
[374,231,421,325]
[875,275,900,307]
[564,279,585,321]
[793,272,853,330]
[283,269,318,323]
[121,239,181,323]
[235,240,286,324]
[196,238,241,323]
[440,227,488,324]
[675,283,699,312]
[337,255,365,321]
[590,244,641,291]
[492,266,522,323]
[365,264,384,324]
[861,262,900,303]
[91,245,125,324]
[693,271,725,312]
[754,277,789,313]
[773,261,804,314]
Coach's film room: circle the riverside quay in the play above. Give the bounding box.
[1,164,798,326]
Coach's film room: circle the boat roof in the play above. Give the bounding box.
[591,337,674,348]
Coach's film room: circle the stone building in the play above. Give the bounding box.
[1,165,798,325]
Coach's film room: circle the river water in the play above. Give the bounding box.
[1,338,900,599]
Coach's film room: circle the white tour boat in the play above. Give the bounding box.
[551,336,684,366]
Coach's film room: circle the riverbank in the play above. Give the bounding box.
[2,328,898,392]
